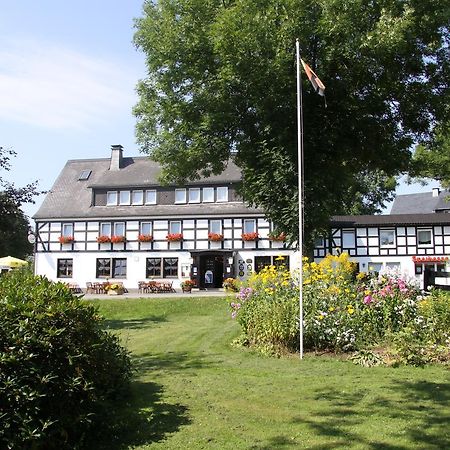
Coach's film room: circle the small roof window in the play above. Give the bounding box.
[78,170,92,181]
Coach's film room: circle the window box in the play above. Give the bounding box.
[97,235,111,243]
[268,232,286,242]
[167,233,183,242]
[138,234,153,242]
[58,236,74,244]
[111,235,126,243]
[208,232,224,241]
[242,232,259,241]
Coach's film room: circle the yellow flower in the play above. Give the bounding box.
[328,306,335,312]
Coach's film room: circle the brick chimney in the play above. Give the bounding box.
[110,144,123,171]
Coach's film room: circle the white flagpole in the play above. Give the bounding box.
[296,39,304,359]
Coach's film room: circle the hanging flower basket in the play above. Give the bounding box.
[268,232,286,242]
[138,234,153,242]
[111,235,126,243]
[167,233,183,242]
[58,236,74,244]
[97,235,111,243]
[241,232,259,241]
[208,232,224,242]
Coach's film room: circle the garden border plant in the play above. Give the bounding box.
[0,269,132,450]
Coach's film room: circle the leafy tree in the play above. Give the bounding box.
[0,147,40,258]
[134,0,449,244]
[409,122,450,189]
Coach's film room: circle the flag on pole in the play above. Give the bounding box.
[300,59,325,96]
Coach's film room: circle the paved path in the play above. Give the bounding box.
[81,288,229,300]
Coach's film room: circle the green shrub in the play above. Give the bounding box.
[0,269,132,450]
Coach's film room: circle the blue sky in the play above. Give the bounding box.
[0,1,437,221]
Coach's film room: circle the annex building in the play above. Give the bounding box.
[33,145,296,290]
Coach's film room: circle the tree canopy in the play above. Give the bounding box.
[0,147,40,258]
[134,0,449,243]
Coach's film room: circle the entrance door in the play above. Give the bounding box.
[200,255,224,288]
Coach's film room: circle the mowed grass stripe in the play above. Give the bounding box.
[89,297,450,450]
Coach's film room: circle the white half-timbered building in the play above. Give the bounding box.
[313,188,450,287]
[33,145,296,290]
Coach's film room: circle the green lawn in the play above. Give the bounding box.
[91,296,450,449]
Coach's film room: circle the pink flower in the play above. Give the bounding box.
[363,295,373,304]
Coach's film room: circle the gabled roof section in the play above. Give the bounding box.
[33,153,255,220]
[331,213,450,227]
[390,189,450,214]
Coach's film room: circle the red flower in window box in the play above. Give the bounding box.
[268,232,286,242]
[241,232,259,241]
[97,235,111,243]
[166,233,183,242]
[138,234,153,242]
[111,235,126,243]
[208,232,224,241]
[58,236,74,244]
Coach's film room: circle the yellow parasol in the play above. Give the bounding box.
[0,256,28,268]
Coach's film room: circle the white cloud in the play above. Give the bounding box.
[0,37,138,129]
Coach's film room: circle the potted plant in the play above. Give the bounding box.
[241,232,259,241]
[58,235,74,244]
[138,234,153,242]
[167,233,183,242]
[268,231,286,242]
[111,235,126,243]
[181,279,196,293]
[208,232,224,241]
[104,282,125,295]
[97,235,111,243]
[223,277,239,292]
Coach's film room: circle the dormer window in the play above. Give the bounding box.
[145,190,157,204]
[203,187,214,202]
[119,191,130,205]
[217,187,228,202]
[106,191,117,206]
[189,188,200,203]
[175,189,187,204]
[132,190,144,205]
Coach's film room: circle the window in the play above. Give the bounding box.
[342,230,355,248]
[163,258,178,277]
[175,188,186,203]
[145,257,178,278]
[96,258,127,278]
[132,190,144,205]
[114,222,125,236]
[368,262,382,273]
[314,237,324,248]
[145,190,157,205]
[106,191,117,206]
[217,186,228,202]
[100,222,112,237]
[140,221,152,235]
[417,229,432,246]
[146,258,162,277]
[62,223,73,237]
[169,221,182,234]
[57,259,73,278]
[189,188,201,203]
[203,187,214,202]
[243,219,256,234]
[78,170,91,181]
[255,255,290,273]
[209,220,222,234]
[119,190,130,205]
[380,229,395,247]
[385,262,400,270]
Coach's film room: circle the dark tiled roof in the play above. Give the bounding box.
[33,156,260,220]
[390,190,450,214]
[331,213,450,227]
